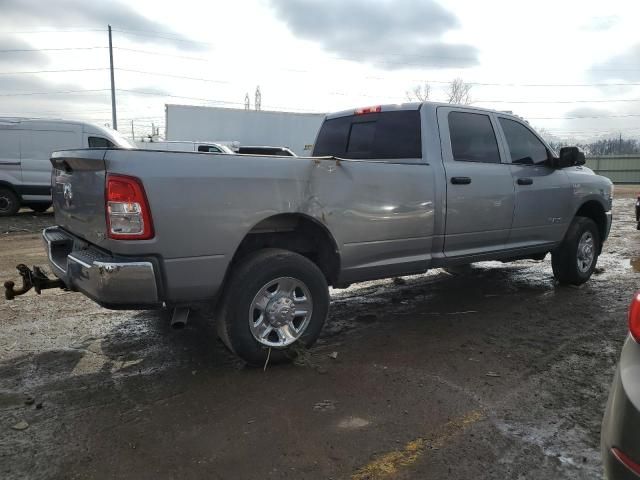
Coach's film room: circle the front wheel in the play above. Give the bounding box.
[216,249,329,366]
[552,217,600,285]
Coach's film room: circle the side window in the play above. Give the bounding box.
[448,112,500,163]
[197,145,221,153]
[313,117,350,157]
[88,136,114,148]
[499,118,548,164]
[312,111,421,159]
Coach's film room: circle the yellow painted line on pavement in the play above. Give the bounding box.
[351,410,485,480]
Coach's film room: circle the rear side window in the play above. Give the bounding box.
[499,118,549,164]
[448,112,500,163]
[88,136,115,148]
[313,110,421,159]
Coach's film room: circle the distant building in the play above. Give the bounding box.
[165,104,326,156]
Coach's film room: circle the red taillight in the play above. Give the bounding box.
[355,105,382,115]
[106,174,154,240]
[612,447,640,475]
[629,291,640,343]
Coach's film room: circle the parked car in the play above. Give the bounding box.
[237,146,296,156]
[602,291,640,479]
[136,140,235,154]
[0,118,133,216]
[7,102,613,365]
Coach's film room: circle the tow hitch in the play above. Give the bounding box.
[4,264,66,300]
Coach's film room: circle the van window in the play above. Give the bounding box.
[499,118,549,164]
[448,112,500,163]
[88,136,115,148]
[197,145,222,153]
[313,110,421,159]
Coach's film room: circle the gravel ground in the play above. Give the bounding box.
[0,191,638,480]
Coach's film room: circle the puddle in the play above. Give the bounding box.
[338,416,371,429]
[628,258,640,273]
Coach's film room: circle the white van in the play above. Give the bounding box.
[135,140,235,154]
[0,118,133,216]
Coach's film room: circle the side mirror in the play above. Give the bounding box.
[554,146,585,169]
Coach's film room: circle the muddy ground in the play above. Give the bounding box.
[0,189,639,480]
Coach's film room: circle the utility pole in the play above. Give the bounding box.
[108,25,117,130]
[131,120,135,141]
[255,86,261,111]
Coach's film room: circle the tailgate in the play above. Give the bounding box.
[50,149,108,245]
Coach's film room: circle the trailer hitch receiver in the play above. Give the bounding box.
[4,264,66,300]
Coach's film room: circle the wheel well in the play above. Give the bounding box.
[231,214,341,286]
[575,200,607,247]
[0,181,19,197]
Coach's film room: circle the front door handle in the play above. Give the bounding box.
[451,177,472,185]
[517,178,533,186]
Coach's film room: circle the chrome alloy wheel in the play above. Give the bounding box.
[248,277,313,348]
[577,231,595,273]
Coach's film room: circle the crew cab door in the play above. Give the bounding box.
[437,107,515,257]
[495,116,572,248]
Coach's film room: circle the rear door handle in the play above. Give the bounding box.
[451,177,471,185]
[517,178,533,186]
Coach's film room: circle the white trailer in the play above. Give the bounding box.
[165,105,325,156]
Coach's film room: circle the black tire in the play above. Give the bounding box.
[216,248,330,366]
[552,217,600,285]
[28,203,52,213]
[0,187,20,217]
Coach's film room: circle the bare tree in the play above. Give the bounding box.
[406,83,431,102]
[447,78,472,105]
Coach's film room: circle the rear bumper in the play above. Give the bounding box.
[602,336,640,479]
[43,226,162,309]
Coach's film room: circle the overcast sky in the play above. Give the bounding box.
[0,0,638,141]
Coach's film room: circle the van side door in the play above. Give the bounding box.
[496,116,572,249]
[437,107,515,258]
[0,127,22,188]
[21,126,81,194]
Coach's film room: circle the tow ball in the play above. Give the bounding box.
[4,264,66,300]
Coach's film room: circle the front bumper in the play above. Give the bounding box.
[602,336,640,479]
[43,226,162,309]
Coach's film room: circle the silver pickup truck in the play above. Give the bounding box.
[7,102,613,365]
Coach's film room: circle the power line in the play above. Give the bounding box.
[115,89,324,112]
[116,68,231,84]
[112,46,208,61]
[0,67,108,75]
[0,28,104,34]
[0,46,106,53]
[111,28,214,47]
[0,88,109,97]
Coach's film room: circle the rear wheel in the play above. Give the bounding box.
[0,187,20,217]
[552,217,600,285]
[216,248,330,366]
